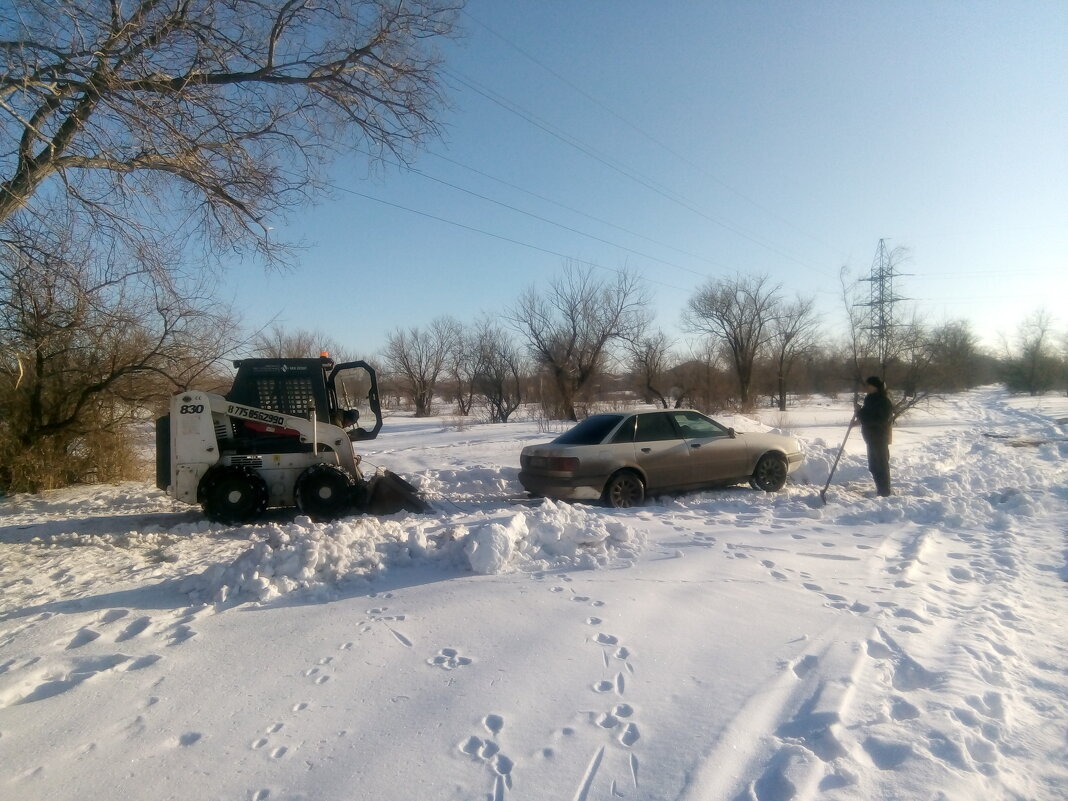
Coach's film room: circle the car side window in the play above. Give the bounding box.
[610,416,636,443]
[671,411,729,438]
[634,413,680,442]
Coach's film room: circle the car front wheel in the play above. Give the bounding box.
[751,452,788,492]
[602,471,645,508]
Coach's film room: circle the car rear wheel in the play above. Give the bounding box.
[602,471,645,508]
[752,452,788,492]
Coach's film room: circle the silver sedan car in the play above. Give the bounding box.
[519,409,804,507]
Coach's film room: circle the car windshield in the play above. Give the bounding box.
[553,414,625,445]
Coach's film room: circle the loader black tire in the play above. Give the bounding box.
[199,465,269,525]
[295,463,355,522]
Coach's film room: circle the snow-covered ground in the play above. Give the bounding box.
[1,387,1066,801]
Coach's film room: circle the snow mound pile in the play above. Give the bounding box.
[182,503,643,604]
[789,437,868,487]
[414,464,518,501]
[181,515,446,604]
[35,529,184,554]
[462,500,643,574]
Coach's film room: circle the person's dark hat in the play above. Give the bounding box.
[865,376,885,391]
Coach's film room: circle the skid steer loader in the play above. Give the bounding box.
[155,355,427,524]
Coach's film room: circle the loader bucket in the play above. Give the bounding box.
[364,470,430,515]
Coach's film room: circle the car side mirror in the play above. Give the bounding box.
[728,427,737,439]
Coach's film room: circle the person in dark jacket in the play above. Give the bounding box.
[855,375,893,497]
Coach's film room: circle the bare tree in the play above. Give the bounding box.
[926,320,982,393]
[768,295,820,411]
[628,330,674,408]
[382,316,460,417]
[684,273,781,409]
[0,1,461,261]
[249,325,354,361]
[0,1,460,490]
[669,343,735,411]
[0,222,238,491]
[444,326,477,416]
[1002,309,1059,396]
[472,320,525,423]
[510,264,648,421]
[1060,329,1068,396]
[894,313,935,402]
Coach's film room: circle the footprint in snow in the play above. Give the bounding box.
[618,723,640,747]
[890,696,921,720]
[16,654,131,704]
[166,624,195,646]
[115,616,152,642]
[591,673,626,695]
[458,730,514,795]
[427,648,473,670]
[125,654,161,671]
[792,654,819,678]
[66,627,101,649]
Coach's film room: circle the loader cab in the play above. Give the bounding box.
[226,356,383,441]
[228,358,331,419]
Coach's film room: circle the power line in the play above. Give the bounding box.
[427,149,731,270]
[361,150,716,280]
[461,9,845,262]
[445,68,834,277]
[329,182,692,293]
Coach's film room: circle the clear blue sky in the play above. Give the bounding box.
[224,1,1067,359]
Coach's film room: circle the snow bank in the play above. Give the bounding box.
[181,501,642,604]
[462,499,642,574]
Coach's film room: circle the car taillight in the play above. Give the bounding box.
[548,457,580,472]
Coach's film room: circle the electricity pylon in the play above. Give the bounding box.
[858,239,908,377]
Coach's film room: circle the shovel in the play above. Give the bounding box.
[820,417,856,505]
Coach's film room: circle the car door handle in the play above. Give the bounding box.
[690,443,701,449]
[640,447,652,453]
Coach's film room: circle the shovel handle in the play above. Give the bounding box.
[820,417,856,503]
